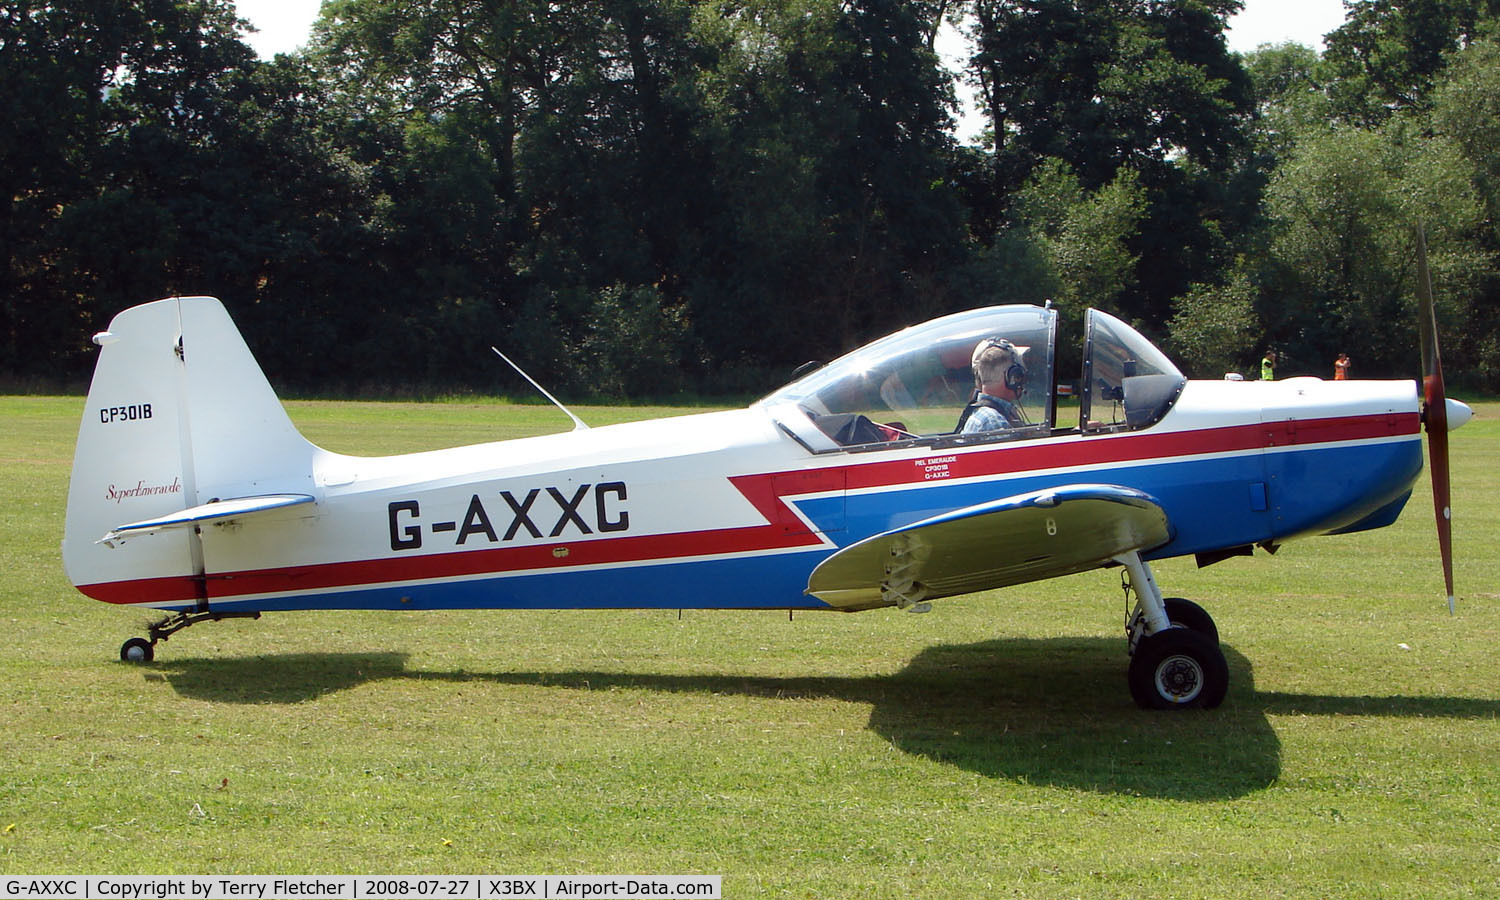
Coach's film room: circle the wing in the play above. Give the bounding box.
[97,493,315,547]
[807,484,1171,611]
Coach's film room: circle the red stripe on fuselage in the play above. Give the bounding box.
[83,521,829,606]
[843,414,1416,490]
[79,574,200,606]
[80,412,1417,606]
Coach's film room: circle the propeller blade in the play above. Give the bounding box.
[1414,225,1455,613]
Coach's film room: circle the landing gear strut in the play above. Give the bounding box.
[118,609,261,663]
[1115,551,1228,710]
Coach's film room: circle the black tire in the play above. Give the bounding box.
[120,637,154,663]
[1163,597,1218,644]
[1128,627,1228,710]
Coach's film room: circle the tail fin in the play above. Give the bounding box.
[63,297,316,605]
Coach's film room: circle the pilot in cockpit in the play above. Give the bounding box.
[957,338,1028,433]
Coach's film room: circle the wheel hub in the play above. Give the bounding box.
[1155,654,1203,703]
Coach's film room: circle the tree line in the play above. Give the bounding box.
[3,0,1499,397]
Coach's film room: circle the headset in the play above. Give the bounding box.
[972,337,1026,395]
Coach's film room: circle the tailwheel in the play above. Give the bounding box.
[116,609,261,662]
[1128,627,1228,710]
[120,637,154,663]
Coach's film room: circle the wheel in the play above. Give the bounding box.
[1128,627,1228,710]
[1126,598,1219,654]
[1163,597,1218,644]
[120,637,154,663]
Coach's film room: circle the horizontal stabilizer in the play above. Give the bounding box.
[808,484,1171,611]
[99,494,315,547]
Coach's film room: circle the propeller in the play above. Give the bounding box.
[1414,225,1455,614]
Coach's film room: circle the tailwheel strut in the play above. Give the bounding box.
[119,609,261,662]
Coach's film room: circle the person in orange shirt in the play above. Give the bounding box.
[1334,352,1350,380]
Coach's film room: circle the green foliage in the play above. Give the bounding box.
[1430,35,1500,385]
[944,228,1059,313]
[0,1,250,374]
[1432,35,1500,238]
[8,0,1500,393]
[1322,0,1500,125]
[579,285,692,399]
[1217,18,1500,386]
[1250,108,1486,377]
[1168,269,1260,377]
[961,0,1255,328]
[1241,41,1333,156]
[1017,160,1147,311]
[685,0,966,362]
[967,0,1252,186]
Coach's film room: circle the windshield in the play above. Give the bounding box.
[1080,309,1185,432]
[763,306,1057,449]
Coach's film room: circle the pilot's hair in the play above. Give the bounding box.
[972,338,1024,392]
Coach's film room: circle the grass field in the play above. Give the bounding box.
[2,394,1497,897]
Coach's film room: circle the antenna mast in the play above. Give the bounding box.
[491,347,590,431]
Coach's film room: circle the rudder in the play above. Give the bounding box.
[63,297,315,606]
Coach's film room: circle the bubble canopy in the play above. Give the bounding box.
[762,305,1057,450]
[761,305,1184,453]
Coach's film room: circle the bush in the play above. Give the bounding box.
[578,284,692,399]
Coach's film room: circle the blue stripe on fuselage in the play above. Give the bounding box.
[824,436,1421,560]
[195,550,836,613]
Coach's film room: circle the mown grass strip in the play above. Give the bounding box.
[2,396,1496,898]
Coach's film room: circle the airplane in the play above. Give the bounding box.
[62,263,1470,710]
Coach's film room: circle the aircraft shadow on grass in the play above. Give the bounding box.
[156,638,1500,802]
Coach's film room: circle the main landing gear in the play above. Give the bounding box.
[1115,551,1228,710]
[118,609,261,662]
